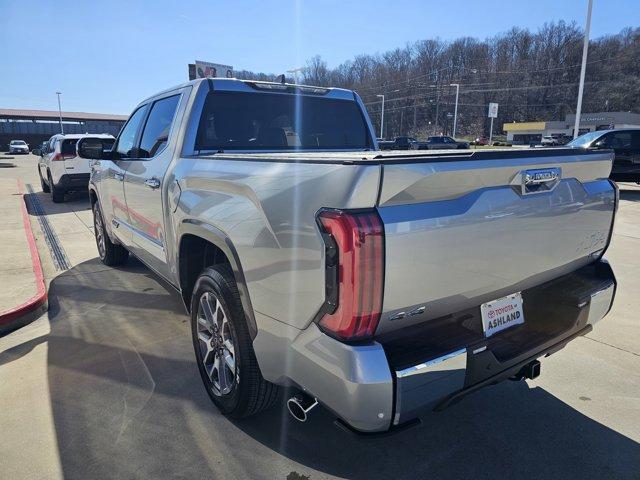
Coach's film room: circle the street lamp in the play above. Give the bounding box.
[55,91,64,134]
[450,83,460,138]
[573,0,593,139]
[376,94,385,139]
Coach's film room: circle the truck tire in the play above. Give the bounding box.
[92,202,129,266]
[49,173,65,203]
[191,265,279,418]
[39,170,50,193]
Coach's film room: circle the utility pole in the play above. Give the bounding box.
[450,83,460,138]
[56,91,64,134]
[433,73,440,135]
[376,94,385,139]
[573,0,593,139]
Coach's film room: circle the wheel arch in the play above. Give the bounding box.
[177,219,258,339]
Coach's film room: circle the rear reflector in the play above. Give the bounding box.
[317,209,384,341]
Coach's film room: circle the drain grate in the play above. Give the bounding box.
[25,184,71,271]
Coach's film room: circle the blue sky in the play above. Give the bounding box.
[1,0,638,114]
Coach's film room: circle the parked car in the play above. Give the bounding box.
[541,135,559,146]
[540,134,571,146]
[472,136,489,146]
[416,135,470,150]
[80,78,617,434]
[35,133,115,202]
[378,136,418,150]
[568,128,640,183]
[8,140,29,154]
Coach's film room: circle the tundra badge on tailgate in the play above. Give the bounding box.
[514,167,562,195]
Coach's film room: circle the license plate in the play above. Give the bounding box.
[480,292,524,337]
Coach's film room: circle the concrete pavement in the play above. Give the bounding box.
[0,176,46,333]
[0,154,638,480]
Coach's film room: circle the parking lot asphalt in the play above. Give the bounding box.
[0,154,639,480]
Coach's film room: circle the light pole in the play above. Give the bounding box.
[55,91,64,134]
[376,94,385,139]
[573,0,593,139]
[450,83,460,138]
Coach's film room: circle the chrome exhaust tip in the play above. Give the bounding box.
[287,393,318,422]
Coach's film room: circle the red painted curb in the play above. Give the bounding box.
[0,180,47,326]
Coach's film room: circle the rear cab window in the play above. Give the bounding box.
[194,91,371,152]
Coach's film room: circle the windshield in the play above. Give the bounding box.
[195,91,371,151]
[567,130,605,148]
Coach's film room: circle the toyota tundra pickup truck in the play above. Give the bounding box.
[79,78,617,434]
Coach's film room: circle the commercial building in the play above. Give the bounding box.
[503,111,640,144]
[0,108,127,151]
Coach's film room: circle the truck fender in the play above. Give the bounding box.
[177,218,258,339]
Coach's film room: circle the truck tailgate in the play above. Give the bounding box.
[376,149,616,335]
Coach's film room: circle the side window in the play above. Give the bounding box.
[604,132,632,150]
[116,106,148,158]
[139,95,180,158]
[631,131,640,150]
[48,138,56,152]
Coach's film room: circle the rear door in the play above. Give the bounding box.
[442,137,458,149]
[123,91,183,279]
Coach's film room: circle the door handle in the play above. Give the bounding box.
[114,172,124,181]
[145,177,161,189]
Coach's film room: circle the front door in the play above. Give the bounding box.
[123,92,182,279]
[97,104,148,248]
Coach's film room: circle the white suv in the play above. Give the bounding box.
[38,134,114,203]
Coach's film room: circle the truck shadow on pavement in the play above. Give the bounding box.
[2,257,638,479]
[619,187,640,203]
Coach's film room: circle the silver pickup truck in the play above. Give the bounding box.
[79,78,618,434]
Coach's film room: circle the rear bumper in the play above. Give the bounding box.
[57,173,90,190]
[263,259,616,433]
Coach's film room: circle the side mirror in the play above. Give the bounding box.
[32,149,41,156]
[77,137,109,160]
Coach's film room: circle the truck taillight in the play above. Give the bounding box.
[317,209,384,341]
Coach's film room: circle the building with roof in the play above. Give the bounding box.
[0,108,127,151]
[503,111,640,144]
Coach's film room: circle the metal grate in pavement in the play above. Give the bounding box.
[24,184,71,271]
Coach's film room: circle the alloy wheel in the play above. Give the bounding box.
[93,206,106,259]
[196,291,237,396]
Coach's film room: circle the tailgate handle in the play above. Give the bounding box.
[515,167,561,195]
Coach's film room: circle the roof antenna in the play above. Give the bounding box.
[278,74,286,84]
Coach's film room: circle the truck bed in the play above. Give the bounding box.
[196,147,615,340]
[199,146,606,165]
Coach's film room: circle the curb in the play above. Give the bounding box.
[0,180,48,331]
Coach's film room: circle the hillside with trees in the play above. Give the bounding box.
[237,22,640,139]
